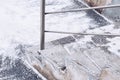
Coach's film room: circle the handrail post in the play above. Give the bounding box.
[40,0,45,50]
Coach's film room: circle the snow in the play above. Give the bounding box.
[0,0,120,79]
[103,0,120,21]
[106,37,120,56]
[0,0,114,57]
[0,0,40,57]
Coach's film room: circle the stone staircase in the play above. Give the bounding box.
[1,0,120,80]
[24,0,120,80]
[26,34,120,80]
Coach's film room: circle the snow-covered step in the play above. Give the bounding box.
[26,34,120,80]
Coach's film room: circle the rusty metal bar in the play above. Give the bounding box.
[45,4,120,14]
[40,0,45,50]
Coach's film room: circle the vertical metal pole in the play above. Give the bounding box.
[40,0,45,50]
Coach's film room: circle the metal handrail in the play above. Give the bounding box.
[45,4,120,14]
[40,0,120,50]
[45,30,120,36]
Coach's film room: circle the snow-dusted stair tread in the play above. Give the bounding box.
[26,34,120,80]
